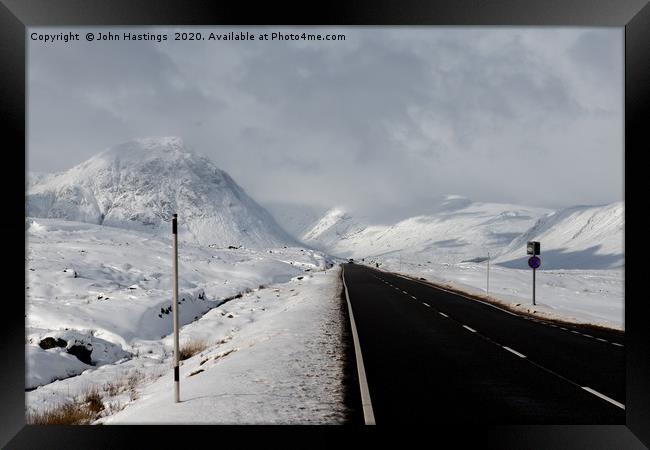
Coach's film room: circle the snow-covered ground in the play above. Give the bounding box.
[366,257,623,330]
[102,268,347,424]
[25,218,336,400]
[26,260,348,424]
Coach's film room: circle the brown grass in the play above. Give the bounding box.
[28,402,93,425]
[27,371,146,425]
[83,388,105,414]
[179,339,208,360]
[27,401,95,425]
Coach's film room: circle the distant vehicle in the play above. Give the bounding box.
[348,258,354,264]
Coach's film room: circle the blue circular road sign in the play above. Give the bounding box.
[528,256,541,269]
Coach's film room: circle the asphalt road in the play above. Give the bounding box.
[342,263,625,424]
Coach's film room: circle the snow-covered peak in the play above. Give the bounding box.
[301,207,368,250]
[26,137,296,248]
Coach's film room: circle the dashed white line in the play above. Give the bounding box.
[411,295,417,300]
[596,338,608,343]
[438,311,447,317]
[423,303,431,308]
[612,342,623,347]
[462,325,477,333]
[502,346,527,358]
[581,386,625,410]
[583,334,593,338]
[402,290,409,295]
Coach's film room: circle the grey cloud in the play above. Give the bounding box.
[28,27,622,222]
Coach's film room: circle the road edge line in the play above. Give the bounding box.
[582,386,625,410]
[342,265,376,425]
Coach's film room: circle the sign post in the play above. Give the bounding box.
[527,241,541,306]
[172,214,180,403]
[486,251,490,297]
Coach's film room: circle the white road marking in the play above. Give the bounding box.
[502,346,527,358]
[341,267,376,425]
[438,311,447,317]
[571,330,580,334]
[402,290,409,295]
[423,303,431,308]
[612,342,624,347]
[411,295,417,300]
[582,386,625,410]
[583,334,593,338]
[462,325,476,333]
[596,338,608,343]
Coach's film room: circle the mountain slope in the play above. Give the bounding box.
[495,202,624,270]
[302,197,550,263]
[26,137,296,248]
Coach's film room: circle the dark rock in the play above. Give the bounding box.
[67,344,93,365]
[38,337,67,350]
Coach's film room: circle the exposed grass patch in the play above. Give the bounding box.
[27,385,105,425]
[83,388,105,414]
[27,402,95,425]
[28,369,147,425]
[179,339,208,360]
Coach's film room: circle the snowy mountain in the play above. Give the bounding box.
[495,202,624,270]
[302,197,550,263]
[301,207,371,251]
[26,137,297,248]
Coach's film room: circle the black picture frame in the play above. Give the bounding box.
[2,0,648,447]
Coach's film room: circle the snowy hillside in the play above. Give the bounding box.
[495,202,624,270]
[303,197,550,264]
[26,137,296,248]
[25,218,331,389]
[301,207,372,251]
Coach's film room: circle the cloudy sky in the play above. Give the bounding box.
[28,27,623,222]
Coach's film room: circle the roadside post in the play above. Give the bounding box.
[486,251,490,297]
[172,214,180,403]
[527,241,541,306]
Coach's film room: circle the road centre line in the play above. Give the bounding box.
[502,346,526,358]
[389,271,624,348]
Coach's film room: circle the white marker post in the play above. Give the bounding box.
[172,214,180,403]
